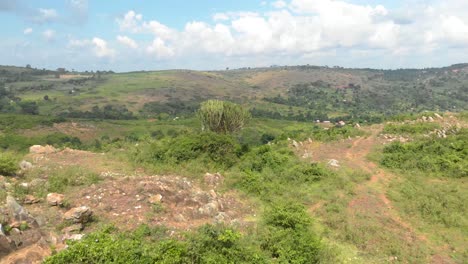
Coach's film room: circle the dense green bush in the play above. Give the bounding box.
[45,224,267,264]
[381,129,467,178]
[136,132,242,168]
[260,202,322,263]
[0,154,17,175]
[0,132,82,152]
[198,100,251,134]
[382,122,441,135]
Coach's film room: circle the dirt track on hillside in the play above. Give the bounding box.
[300,125,455,264]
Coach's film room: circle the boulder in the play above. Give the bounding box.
[63,206,93,224]
[29,145,57,154]
[204,173,223,188]
[23,195,40,204]
[327,159,340,167]
[6,196,35,224]
[148,194,163,204]
[434,113,443,120]
[46,193,64,206]
[19,161,33,170]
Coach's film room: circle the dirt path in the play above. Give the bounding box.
[300,125,454,263]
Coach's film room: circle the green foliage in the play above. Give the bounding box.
[198,100,251,134]
[0,132,82,152]
[0,114,65,131]
[383,122,441,135]
[381,129,468,178]
[0,154,17,175]
[45,224,267,264]
[48,166,102,193]
[260,202,322,263]
[18,100,39,115]
[135,132,241,168]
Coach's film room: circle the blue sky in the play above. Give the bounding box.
[1,0,468,72]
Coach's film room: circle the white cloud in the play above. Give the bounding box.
[92,37,115,58]
[117,10,143,32]
[34,8,58,23]
[117,35,138,49]
[213,13,229,21]
[147,38,174,59]
[272,1,287,9]
[42,29,55,41]
[23,28,33,34]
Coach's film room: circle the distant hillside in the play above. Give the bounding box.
[1,64,467,122]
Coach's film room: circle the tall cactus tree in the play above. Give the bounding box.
[198,100,251,133]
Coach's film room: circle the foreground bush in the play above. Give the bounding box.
[45,225,267,264]
[0,154,17,175]
[381,128,467,178]
[198,100,251,134]
[136,132,242,168]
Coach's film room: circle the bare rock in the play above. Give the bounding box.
[46,193,64,206]
[29,145,57,154]
[434,113,443,120]
[204,173,223,188]
[428,116,434,122]
[327,159,340,167]
[19,161,33,171]
[148,194,163,204]
[292,140,299,148]
[6,196,35,224]
[62,223,84,234]
[354,123,361,128]
[23,195,40,205]
[63,206,93,224]
[63,234,84,241]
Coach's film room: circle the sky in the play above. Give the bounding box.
[1,0,468,72]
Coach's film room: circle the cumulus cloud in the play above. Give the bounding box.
[272,1,287,9]
[146,38,174,59]
[92,37,116,58]
[42,29,55,41]
[23,28,33,34]
[117,35,138,49]
[34,8,58,23]
[117,10,143,32]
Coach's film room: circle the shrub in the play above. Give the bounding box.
[198,100,251,134]
[0,154,17,175]
[138,132,241,168]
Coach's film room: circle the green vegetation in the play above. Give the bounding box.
[382,122,441,135]
[0,154,17,175]
[198,100,251,134]
[381,128,467,178]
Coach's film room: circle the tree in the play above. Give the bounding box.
[198,100,250,134]
[19,101,39,115]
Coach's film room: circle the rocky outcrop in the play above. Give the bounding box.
[29,145,57,154]
[63,206,93,224]
[46,193,64,206]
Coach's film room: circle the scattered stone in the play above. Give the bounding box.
[337,120,346,127]
[198,201,218,217]
[23,195,40,204]
[29,179,47,189]
[292,140,299,148]
[19,161,33,170]
[62,223,83,234]
[422,116,427,122]
[434,113,443,120]
[428,116,434,122]
[46,193,64,206]
[209,190,217,199]
[354,123,361,128]
[63,206,93,224]
[63,234,84,241]
[6,196,35,223]
[204,173,223,188]
[214,212,229,223]
[327,159,340,167]
[29,145,57,154]
[148,194,163,204]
